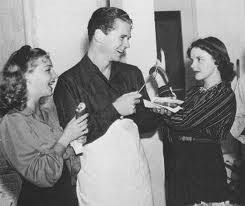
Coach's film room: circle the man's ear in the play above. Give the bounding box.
[94,29,105,43]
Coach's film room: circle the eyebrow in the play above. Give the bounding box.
[121,35,131,40]
[191,55,205,59]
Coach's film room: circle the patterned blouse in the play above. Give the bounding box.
[164,81,236,142]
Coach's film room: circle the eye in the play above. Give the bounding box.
[46,68,51,73]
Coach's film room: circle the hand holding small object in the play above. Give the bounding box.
[59,113,88,147]
[113,91,142,116]
[70,102,88,155]
[152,97,183,107]
[143,97,183,114]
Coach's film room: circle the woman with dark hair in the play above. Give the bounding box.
[153,37,236,205]
[0,45,88,206]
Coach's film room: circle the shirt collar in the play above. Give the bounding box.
[12,105,48,117]
[7,107,34,116]
[82,54,120,80]
[20,107,34,116]
[199,81,225,93]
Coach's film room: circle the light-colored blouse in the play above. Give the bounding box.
[230,77,245,139]
[0,105,64,187]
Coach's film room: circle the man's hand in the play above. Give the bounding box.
[113,91,142,116]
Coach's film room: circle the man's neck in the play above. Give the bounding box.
[87,46,111,79]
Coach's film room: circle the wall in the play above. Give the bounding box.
[195,0,245,76]
[22,0,99,75]
[0,0,25,71]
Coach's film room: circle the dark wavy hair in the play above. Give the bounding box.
[0,45,49,117]
[87,7,133,42]
[187,36,235,82]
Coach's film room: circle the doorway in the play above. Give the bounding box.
[154,11,185,99]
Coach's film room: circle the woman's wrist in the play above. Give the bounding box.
[53,142,67,157]
[58,133,71,148]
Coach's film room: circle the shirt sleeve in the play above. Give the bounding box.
[230,78,245,138]
[0,114,64,188]
[53,77,120,144]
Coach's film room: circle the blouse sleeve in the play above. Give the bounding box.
[0,114,64,188]
[163,85,236,138]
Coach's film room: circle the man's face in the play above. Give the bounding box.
[102,18,132,62]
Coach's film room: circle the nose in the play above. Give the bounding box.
[190,60,196,70]
[51,69,58,80]
[124,38,130,49]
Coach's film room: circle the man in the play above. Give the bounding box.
[54,7,163,146]
[53,7,165,206]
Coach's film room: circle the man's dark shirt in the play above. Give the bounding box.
[53,54,162,144]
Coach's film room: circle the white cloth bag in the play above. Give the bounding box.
[76,118,154,206]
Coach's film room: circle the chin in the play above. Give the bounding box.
[49,90,54,96]
[194,74,202,81]
[46,89,53,97]
[112,57,121,62]
[112,53,123,61]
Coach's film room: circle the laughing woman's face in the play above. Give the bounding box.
[25,56,58,100]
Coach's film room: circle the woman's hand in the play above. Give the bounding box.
[59,113,89,147]
[152,107,172,116]
[151,96,183,115]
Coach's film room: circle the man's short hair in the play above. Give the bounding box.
[87,7,132,42]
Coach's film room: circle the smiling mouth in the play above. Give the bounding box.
[117,50,125,56]
[48,80,56,90]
